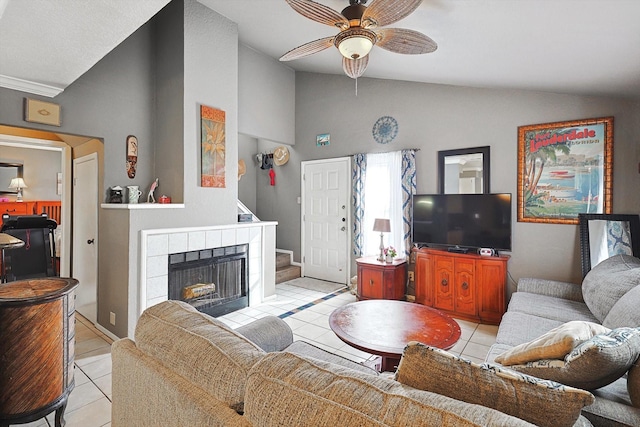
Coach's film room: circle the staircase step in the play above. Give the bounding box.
[276,253,291,269]
[276,264,301,284]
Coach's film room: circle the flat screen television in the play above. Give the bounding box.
[412,193,512,252]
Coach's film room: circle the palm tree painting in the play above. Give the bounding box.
[517,117,613,224]
[201,105,226,188]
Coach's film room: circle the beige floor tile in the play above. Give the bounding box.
[93,373,113,398]
[65,381,107,413]
[295,322,329,341]
[75,337,111,357]
[469,324,499,346]
[77,354,113,380]
[57,397,112,427]
[75,345,112,367]
[461,341,492,361]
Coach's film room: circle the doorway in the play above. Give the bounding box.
[301,157,351,284]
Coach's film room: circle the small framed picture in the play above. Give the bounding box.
[316,133,330,146]
[24,98,61,126]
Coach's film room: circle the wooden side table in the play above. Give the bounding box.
[356,257,407,301]
[0,278,78,427]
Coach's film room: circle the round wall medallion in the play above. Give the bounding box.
[372,116,398,144]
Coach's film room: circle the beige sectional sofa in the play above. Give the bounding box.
[112,299,596,426]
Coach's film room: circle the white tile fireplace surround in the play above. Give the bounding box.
[134,221,277,337]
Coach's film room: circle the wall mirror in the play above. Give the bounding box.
[0,162,24,195]
[579,213,640,277]
[438,146,490,194]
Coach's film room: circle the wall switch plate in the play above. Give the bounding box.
[110,312,116,325]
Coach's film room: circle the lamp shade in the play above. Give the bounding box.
[8,177,27,189]
[373,218,390,233]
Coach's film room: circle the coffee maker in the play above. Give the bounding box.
[108,186,124,203]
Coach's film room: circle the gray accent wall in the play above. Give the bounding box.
[262,72,640,287]
[239,44,295,145]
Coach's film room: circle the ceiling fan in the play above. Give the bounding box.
[279,0,437,79]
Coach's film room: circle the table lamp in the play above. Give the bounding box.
[9,177,27,202]
[373,218,390,261]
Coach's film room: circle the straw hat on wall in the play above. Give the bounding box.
[273,146,290,166]
[238,159,246,180]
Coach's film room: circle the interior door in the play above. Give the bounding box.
[301,158,350,284]
[72,153,99,323]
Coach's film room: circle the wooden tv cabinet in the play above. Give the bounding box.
[413,248,509,325]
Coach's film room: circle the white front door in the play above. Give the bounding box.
[301,158,350,284]
[72,153,99,323]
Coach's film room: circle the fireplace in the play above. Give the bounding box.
[168,244,248,317]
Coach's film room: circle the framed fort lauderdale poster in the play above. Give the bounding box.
[517,116,613,225]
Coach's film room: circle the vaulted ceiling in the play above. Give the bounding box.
[2,0,640,99]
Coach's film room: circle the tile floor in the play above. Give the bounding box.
[17,282,498,427]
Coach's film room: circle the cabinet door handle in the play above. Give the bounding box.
[369,279,374,286]
[441,279,448,286]
[461,281,469,290]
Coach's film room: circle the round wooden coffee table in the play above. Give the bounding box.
[329,300,461,372]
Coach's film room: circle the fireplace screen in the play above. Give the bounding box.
[168,244,248,317]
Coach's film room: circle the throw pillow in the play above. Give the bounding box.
[495,321,610,365]
[510,327,640,390]
[394,342,594,427]
[603,284,640,329]
[581,255,640,323]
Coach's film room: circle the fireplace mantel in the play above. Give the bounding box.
[131,221,277,337]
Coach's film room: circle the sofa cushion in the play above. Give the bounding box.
[394,342,594,427]
[510,327,640,391]
[603,284,640,329]
[582,255,640,323]
[285,340,379,376]
[585,377,640,426]
[495,321,610,365]
[495,311,565,347]
[134,300,265,412]
[507,292,600,323]
[245,351,538,427]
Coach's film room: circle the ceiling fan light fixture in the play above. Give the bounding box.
[335,28,376,59]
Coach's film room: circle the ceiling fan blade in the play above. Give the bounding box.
[343,55,369,79]
[280,36,335,61]
[361,0,423,28]
[285,0,349,29]
[375,28,437,54]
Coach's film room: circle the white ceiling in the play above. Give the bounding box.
[2,0,640,99]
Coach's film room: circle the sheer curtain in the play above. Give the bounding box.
[353,150,416,259]
[362,151,405,258]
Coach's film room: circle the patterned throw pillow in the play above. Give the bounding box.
[395,342,594,427]
[510,327,640,390]
[495,321,610,366]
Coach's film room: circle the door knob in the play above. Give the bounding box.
[87,239,95,244]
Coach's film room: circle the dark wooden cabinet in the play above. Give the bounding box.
[356,257,407,301]
[0,278,78,427]
[414,248,508,325]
